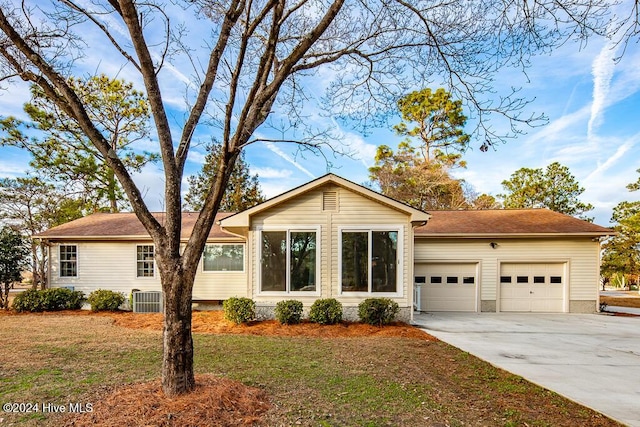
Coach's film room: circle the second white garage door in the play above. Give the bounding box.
[415,263,478,312]
[500,263,565,312]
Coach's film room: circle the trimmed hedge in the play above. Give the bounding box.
[357,298,399,326]
[274,300,304,325]
[13,288,85,312]
[223,297,255,325]
[309,298,343,325]
[87,289,125,312]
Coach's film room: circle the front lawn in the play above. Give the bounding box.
[0,312,621,426]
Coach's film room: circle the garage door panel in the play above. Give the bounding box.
[500,263,565,313]
[416,263,477,312]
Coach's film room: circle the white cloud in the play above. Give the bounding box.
[260,181,298,199]
[584,132,640,184]
[262,141,315,179]
[131,165,166,211]
[588,39,620,137]
[0,159,30,178]
[187,150,207,165]
[251,167,293,179]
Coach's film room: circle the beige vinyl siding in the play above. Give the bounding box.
[192,247,248,299]
[414,237,600,306]
[50,241,161,295]
[250,183,412,308]
[50,241,246,300]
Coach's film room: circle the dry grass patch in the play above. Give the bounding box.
[600,295,640,309]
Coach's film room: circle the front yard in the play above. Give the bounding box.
[0,312,622,426]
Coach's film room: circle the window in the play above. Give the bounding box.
[59,245,77,277]
[430,276,442,284]
[341,230,398,293]
[137,245,155,277]
[550,276,562,284]
[500,276,512,283]
[534,276,545,283]
[446,276,458,284]
[203,244,244,272]
[517,276,529,283]
[463,276,475,284]
[260,230,317,292]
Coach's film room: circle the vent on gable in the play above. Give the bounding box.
[323,191,338,211]
[132,291,163,313]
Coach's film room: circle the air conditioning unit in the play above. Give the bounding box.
[132,291,163,313]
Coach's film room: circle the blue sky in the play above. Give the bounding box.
[1,4,639,227]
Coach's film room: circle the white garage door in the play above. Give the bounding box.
[500,263,565,312]
[415,263,477,312]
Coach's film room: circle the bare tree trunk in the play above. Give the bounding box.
[159,258,197,395]
[38,241,48,289]
[30,242,39,289]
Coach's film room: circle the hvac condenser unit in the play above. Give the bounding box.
[132,291,163,313]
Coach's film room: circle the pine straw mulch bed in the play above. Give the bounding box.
[0,309,435,340]
[60,375,269,427]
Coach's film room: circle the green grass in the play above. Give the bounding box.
[0,314,623,427]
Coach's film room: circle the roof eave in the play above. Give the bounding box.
[34,235,245,242]
[415,232,616,238]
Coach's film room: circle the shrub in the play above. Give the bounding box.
[13,288,85,312]
[357,298,399,326]
[87,289,125,312]
[274,300,304,325]
[309,298,343,325]
[223,297,255,325]
[12,288,43,312]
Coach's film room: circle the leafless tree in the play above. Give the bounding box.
[0,0,619,395]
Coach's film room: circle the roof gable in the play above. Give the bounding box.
[220,173,431,227]
[415,209,614,237]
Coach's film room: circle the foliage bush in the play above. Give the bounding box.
[13,288,85,312]
[223,297,255,325]
[87,289,125,311]
[357,298,400,326]
[274,300,304,325]
[309,298,343,325]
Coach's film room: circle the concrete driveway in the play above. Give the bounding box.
[413,313,640,426]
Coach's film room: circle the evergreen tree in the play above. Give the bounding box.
[1,75,157,212]
[185,141,265,212]
[369,142,468,211]
[499,162,594,220]
[0,226,30,309]
[601,170,640,287]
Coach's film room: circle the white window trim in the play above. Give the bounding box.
[338,225,404,297]
[135,244,156,279]
[201,243,246,273]
[257,226,321,296]
[58,244,78,279]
